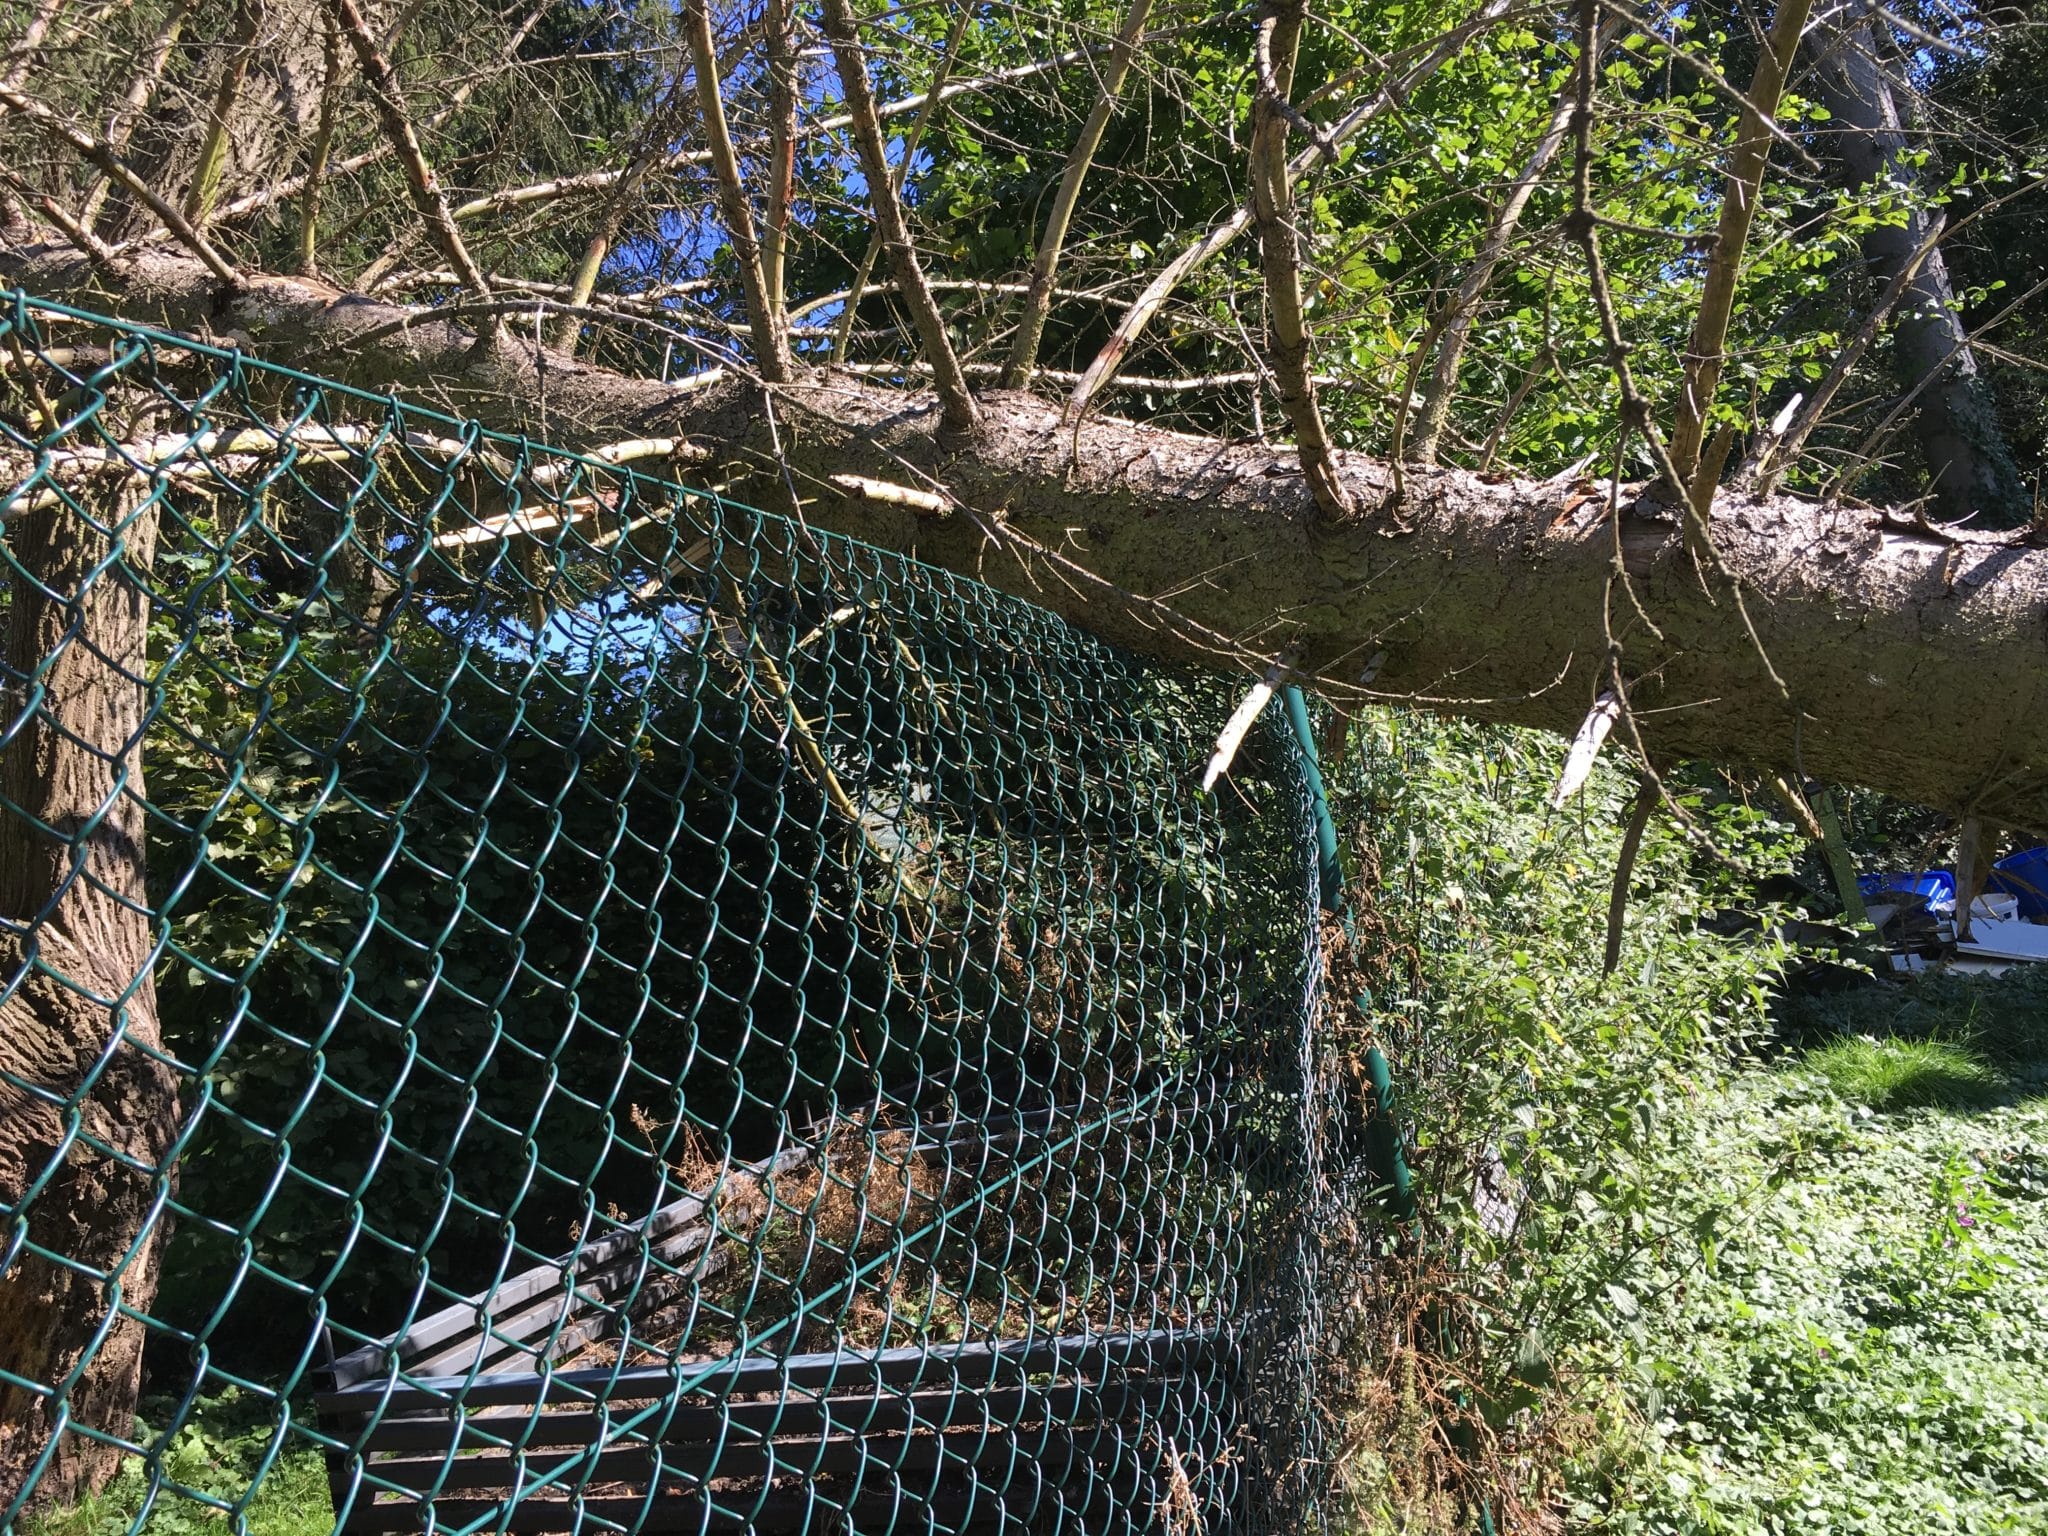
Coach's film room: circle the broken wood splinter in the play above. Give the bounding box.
[829,473,951,516]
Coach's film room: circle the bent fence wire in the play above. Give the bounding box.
[0,292,1334,1536]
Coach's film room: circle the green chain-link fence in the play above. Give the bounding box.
[1,291,1334,1535]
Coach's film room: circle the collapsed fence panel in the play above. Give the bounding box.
[0,292,1330,1535]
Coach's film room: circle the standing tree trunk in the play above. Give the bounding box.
[1810,7,2024,523]
[0,485,181,1512]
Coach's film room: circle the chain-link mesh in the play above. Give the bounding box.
[0,292,1333,1535]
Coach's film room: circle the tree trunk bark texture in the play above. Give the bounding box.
[104,0,330,242]
[0,480,181,1511]
[7,244,2048,835]
[1810,10,2026,524]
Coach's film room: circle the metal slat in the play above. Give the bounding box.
[347,1373,1143,1453]
[317,1327,1212,1417]
[327,1147,814,1390]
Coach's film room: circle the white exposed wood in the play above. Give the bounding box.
[431,508,579,547]
[829,474,950,516]
[1551,691,1621,808]
[525,437,709,485]
[1201,662,1288,792]
[3,423,703,529]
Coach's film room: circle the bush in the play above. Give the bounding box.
[1315,709,2048,1535]
[1317,713,1803,1530]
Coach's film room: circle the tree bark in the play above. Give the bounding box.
[1810,7,2025,523]
[9,242,2048,831]
[0,482,181,1511]
[104,0,327,240]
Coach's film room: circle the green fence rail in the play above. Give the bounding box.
[0,293,1334,1534]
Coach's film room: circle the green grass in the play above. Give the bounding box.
[1802,1034,2005,1111]
[1566,1004,2048,1535]
[1321,717,2048,1532]
[21,1390,331,1536]
[1783,966,2048,1072]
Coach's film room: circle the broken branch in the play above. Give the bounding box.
[818,0,979,435]
[326,0,491,294]
[684,0,792,381]
[1603,775,1659,974]
[829,473,951,516]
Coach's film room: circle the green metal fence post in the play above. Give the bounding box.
[1282,684,1345,911]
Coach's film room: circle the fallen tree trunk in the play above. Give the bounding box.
[7,243,2048,829]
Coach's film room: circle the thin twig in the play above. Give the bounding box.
[1479,346,1556,471]
[1594,0,1820,170]
[1404,34,1611,465]
[1827,266,2048,509]
[819,0,979,434]
[684,0,792,382]
[435,36,1153,230]
[327,0,491,294]
[795,276,1128,324]
[1001,0,1155,387]
[1063,0,1515,427]
[1560,8,1686,515]
[1743,208,1941,491]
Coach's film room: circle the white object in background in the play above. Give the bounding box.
[1971,892,2021,922]
[1957,918,2048,963]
